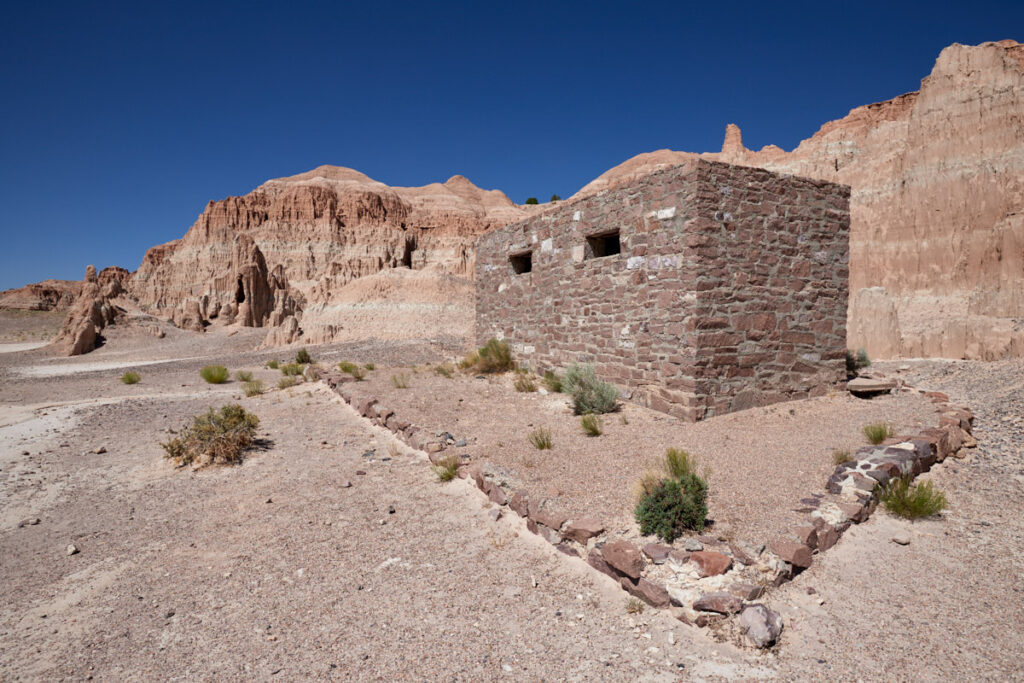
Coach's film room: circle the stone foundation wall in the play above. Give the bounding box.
[475,159,851,420]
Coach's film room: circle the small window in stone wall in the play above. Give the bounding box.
[509,251,532,274]
[585,230,621,259]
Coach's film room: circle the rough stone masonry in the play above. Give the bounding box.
[475,159,851,421]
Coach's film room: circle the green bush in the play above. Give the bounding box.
[468,338,514,374]
[338,362,365,380]
[120,371,141,385]
[542,370,563,393]
[278,376,301,389]
[161,404,259,467]
[364,363,375,371]
[563,363,618,415]
[635,473,708,542]
[243,380,264,397]
[280,363,304,377]
[550,194,561,202]
[863,422,894,445]
[832,449,852,465]
[235,370,253,382]
[200,365,230,384]
[528,427,552,450]
[266,359,280,370]
[525,197,539,205]
[846,348,871,374]
[295,348,312,364]
[878,476,947,519]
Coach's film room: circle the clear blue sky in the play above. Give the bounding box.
[1,1,1019,290]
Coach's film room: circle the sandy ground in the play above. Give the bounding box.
[0,310,64,343]
[348,368,940,545]
[1,316,1022,681]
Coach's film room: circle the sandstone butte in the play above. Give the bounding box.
[575,39,1024,361]
[3,39,1021,360]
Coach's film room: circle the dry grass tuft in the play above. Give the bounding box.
[391,373,410,389]
[528,427,552,450]
[431,454,459,482]
[879,476,947,519]
[243,380,264,397]
[863,422,895,445]
[580,413,602,436]
[625,598,645,614]
[277,376,301,390]
[832,449,852,465]
[514,372,537,392]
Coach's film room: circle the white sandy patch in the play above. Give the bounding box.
[0,342,48,353]
[13,357,199,378]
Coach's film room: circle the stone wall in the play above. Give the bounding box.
[475,159,851,420]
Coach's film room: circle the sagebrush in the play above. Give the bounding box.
[563,363,618,415]
[161,404,259,467]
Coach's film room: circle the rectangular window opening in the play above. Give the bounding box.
[509,251,532,274]
[585,230,621,259]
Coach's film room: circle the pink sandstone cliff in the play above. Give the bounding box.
[574,40,1024,360]
[128,166,529,345]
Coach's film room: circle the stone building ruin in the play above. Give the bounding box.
[475,159,851,421]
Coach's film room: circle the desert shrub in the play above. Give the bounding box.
[338,361,358,374]
[525,197,539,205]
[550,193,561,202]
[528,427,552,450]
[563,363,618,415]
[469,338,514,373]
[434,364,454,378]
[120,371,141,385]
[514,372,537,392]
[266,359,280,370]
[863,422,894,445]
[845,348,871,374]
[832,449,852,465]
[200,365,230,384]
[278,376,301,389]
[580,413,602,436]
[635,473,708,542]
[391,373,409,389]
[243,380,264,397]
[349,366,365,381]
[431,454,459,482]
[625,597,645,614]
[364,363,375,371]
[280,363,304,377]
[663,447,697,479]
[304,364,325,381]
[235,370,253,382]
[542,370,562,393]
[295,348,311,364]
[161,404,259,467]
[878,476,947,519]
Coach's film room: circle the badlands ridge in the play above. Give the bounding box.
[2,40,1021,360]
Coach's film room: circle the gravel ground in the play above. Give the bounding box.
[2,320,1022,681]
[349,367,940,546]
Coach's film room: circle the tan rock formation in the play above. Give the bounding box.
[572,40,1024,360]
[0,267,129,311]
[48,266,123,355]
[130,167,526,342]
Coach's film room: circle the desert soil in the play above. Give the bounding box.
[1,316,1022,681]
[347,367,940,546]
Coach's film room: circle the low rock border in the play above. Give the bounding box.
[321,372,973,649]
